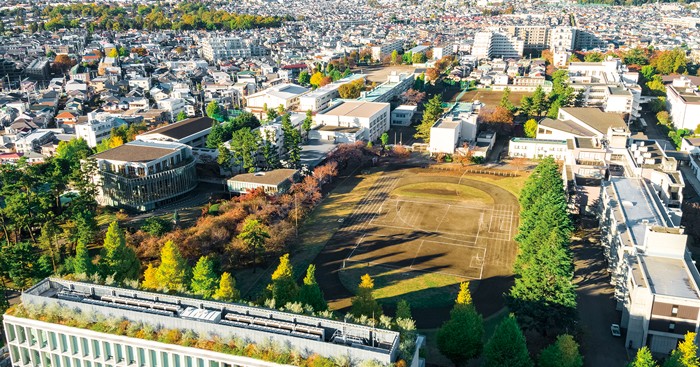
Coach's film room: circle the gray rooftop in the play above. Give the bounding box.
[20,278,399,363]
[640,256,700,300]
[611,177,664,246]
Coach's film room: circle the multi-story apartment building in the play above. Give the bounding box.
[550,26,577,50]
[75,112,128,148]
[156,98,187,122]
[370,40,404,62]
[92,140,198,211]
[201,37,252,62]
[600,149,695,354]
[666,77,700,131]
[472,30,524,59]
[313,100,390,142]
[503,26,550,52]
[568,60,642,121]
[3,278,413,367]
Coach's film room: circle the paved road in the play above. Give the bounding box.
[573,217,629,367]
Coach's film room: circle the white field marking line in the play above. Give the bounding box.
[508,206,515,241]
[434,204,451,232]
[393,197,491,211]
[353,226,484,247]
[458,168,468,185]
[367,220,510,245]
[409,240,425,269]
[344,259,481,280]
[345,233,367,262]
[479,247,487,279]
[357,173,403,231]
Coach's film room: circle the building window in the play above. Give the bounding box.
[669,322,676,332]
[672,306,679,317]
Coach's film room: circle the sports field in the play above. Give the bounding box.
[339,169,519,281]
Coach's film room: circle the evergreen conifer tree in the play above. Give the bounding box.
[298,264,327,311]
[437,282,483,365]
[99,222,140,282]
[190,256,218,299]
[266,254,299,306]
[213,272,240,302]
[351,274,383,319]
[73,240,92,275]
[155,240,189,291]
[483,315,533,367]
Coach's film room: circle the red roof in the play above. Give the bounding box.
[56,111,77,119]
[281,63,307,70]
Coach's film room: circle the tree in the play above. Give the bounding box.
[310,72,324,88]
[302,110,313,141]
[524,119,538,138]
[229,128,260,173]
[665,332,699,367]
[629,347,657,367]
[437,282,483,365]
[538,334,583,367]
[141,217,172,237]
[401,89,426,105]
[73,240,92,275]
[176,111,187,122]
[657,111,671,125]
[266,254,299,306]
[338,79,365,99]
[584,51,604,62]
[380,132,389,147]
[415,94,443,142]
[107,48,119,58]
[425,68,439,81]
[238,218,270,270]
[396,300,412,320]
[298,264,327,311]
[531,86,548,116]
[281,114,302,167]
[206,100,222,119]
[141,263,159,290]
[412,52,426,64]
[98,222,140,283]
[500,88,516,112]
[54,54,75,72]
[213,272,239,302]
[520,95,534,117]
[190,256,218,299]
[298,70,311,85]
[483,315,533,367]
[155,240,189,291]
[0,283,9,323]
[351,273,383,319]
[391,50,400,65]
[261,130,281,170]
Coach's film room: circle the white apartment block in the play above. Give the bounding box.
[298,74,365,112]
[550,26,576,50]
[428,103,479,154]
[568,60,641,120]
[503,26,550,51]
[600,174,696,354]
[156,98,187,122]
[666,77,700,131]
[508,137,570,161]
[3,278,413,367]
[201,37,252,62]
[471,30,524,59]
[313,101,390,142]
[371,40,403,62]
[245,84,310,116]
[75,112,128,148]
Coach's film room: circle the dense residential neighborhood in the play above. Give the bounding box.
[3,0,700,367]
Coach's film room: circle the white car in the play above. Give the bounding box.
[611,323,621,337]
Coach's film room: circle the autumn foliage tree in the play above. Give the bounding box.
[351,274,383,319]
[479,106,514,134]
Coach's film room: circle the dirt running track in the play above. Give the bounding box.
[313,166,519,328]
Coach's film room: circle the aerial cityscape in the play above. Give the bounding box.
[1,0,700,366]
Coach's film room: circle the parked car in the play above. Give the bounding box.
[611,323,621,337]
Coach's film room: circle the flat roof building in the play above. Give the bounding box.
[227,169,299,194]
[137,116,213,148]
[313,101,390,143]
[92,140,198,212]
[3,278,407,367]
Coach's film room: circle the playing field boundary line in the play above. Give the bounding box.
[341,259,482,280]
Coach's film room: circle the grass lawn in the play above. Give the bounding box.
[392,182,494,205]
[339,263,464,309]
[235,167,385,299]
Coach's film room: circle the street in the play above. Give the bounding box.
[573,216,629,367]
